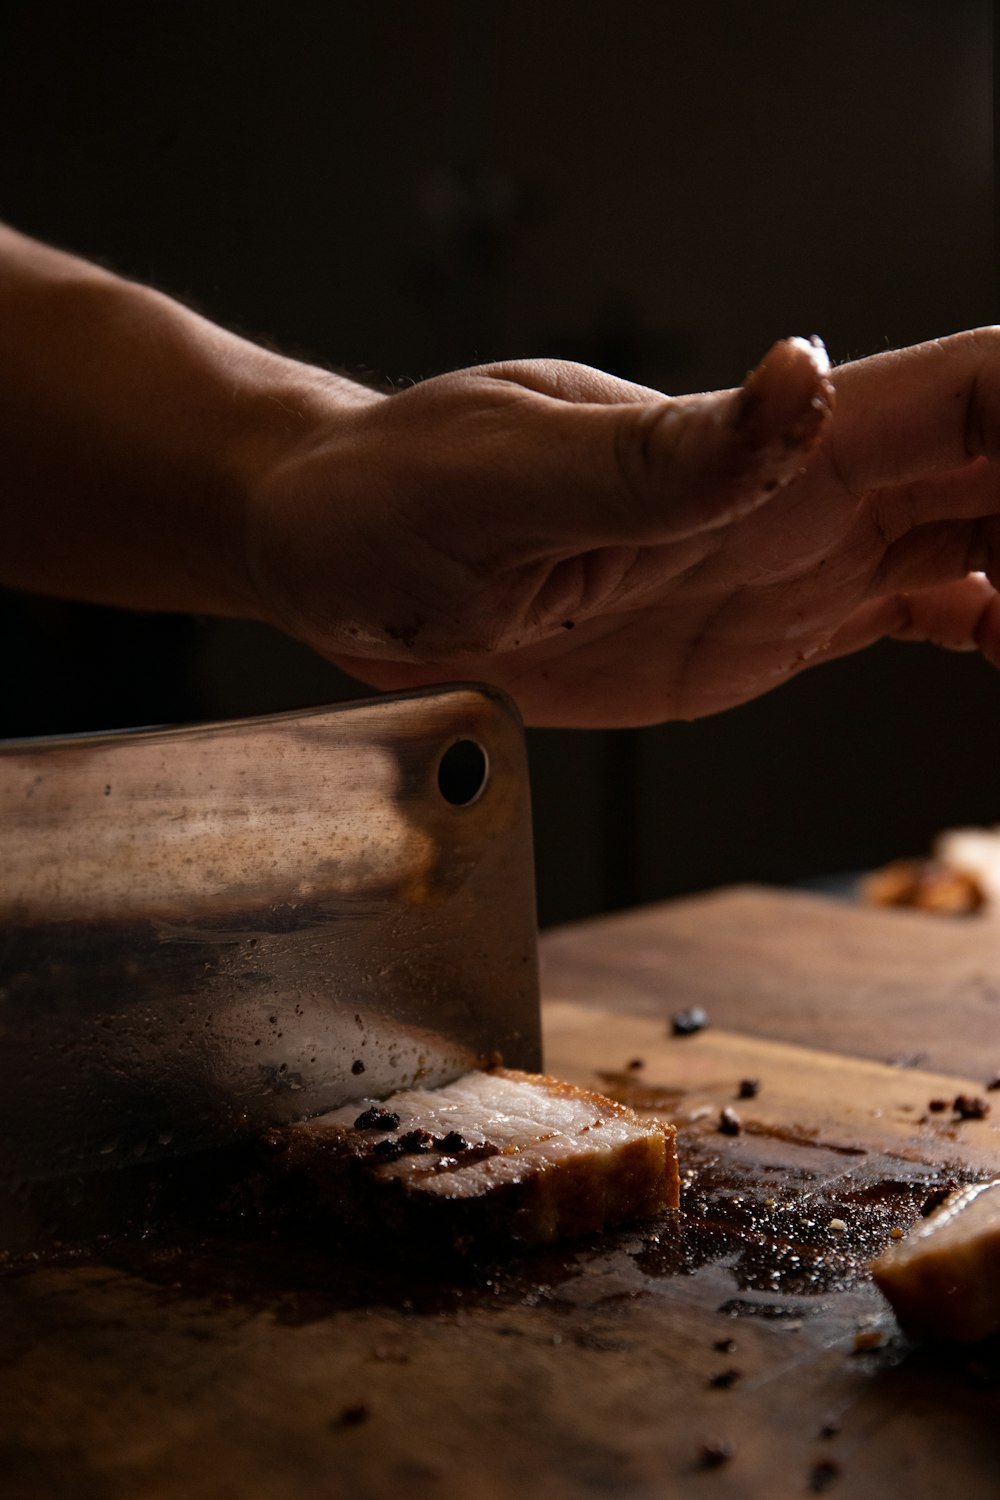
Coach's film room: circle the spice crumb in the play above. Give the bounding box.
[853,1328,882,1352]
[718,1107,742,1136]
[397,1128,434,1154]
[737,1078,760,1099]
[698,1439,733,1469]
[436,1130,469,1153]
[889,1226,904,1240]
[370,1137,405,1162]
[353,1107,400,1132]
[627,1057,644,1071]
[928,1098,949,1112]
[954,1094,990,1121]
[808,1458,840,1492]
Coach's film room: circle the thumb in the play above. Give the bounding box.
[498,337,834,549]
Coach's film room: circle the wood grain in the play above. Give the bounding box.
[541,884,1000,1076]
[4,886,1000,1500]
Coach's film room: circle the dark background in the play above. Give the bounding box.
[0,1,995,926]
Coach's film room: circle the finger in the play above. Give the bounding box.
[862,456,1000,546]
[483,337,834,549]
[820,573,1000,664]
[868,514,1000,594]
[828,328,1000,494]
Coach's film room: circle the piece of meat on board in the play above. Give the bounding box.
[257,1068,679,1250]
[872,1179,1000,1341]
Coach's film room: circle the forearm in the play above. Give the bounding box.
[0,225,381,615]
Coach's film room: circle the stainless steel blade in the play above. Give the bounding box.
[0,686,540,1198]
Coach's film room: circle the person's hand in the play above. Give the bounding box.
[243,329,1000,727]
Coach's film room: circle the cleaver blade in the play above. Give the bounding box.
[0,685,540,1194]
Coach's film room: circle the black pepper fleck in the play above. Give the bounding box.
[708,1368,741,1390]
[738,1078,760,1099]
[436,1131,469,1153]
[397,1129,434,1154]
[332,1403,370,1428]
[671,1007,709,1037]
[718,1108,742,1136]
[351,1059,366,1075]
[698,1439,733,1469]
[808,1458,840,1492]
[713,1338,737,1354]
[954,1094,990,1120]
[928,1098,949,1112]
[353,1108,401,1132]
[370,1138,405,1162]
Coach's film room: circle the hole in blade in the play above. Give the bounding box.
[437,739,489,807]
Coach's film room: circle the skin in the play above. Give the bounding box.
[3,224,1000,728]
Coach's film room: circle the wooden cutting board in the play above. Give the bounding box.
[4,886,1000,1500]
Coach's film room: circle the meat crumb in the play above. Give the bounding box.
[853,1328,883,1352]
[718,1108,742,1137]
[808,1458,840,1492]
[708,1368,741,1389]
[671,1007,709,1036]
[353,1108,400,1132]
[954,1094,990,1121]
[737,1078,760,1099]
[698,1439,733,1469]
[828,1218,847,1234]
[889,1226,904,1240]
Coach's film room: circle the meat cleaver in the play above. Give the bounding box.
[0,686,540,1240]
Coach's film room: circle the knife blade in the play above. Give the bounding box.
[0,685,540,1214]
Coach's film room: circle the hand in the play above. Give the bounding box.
[244,330,1000,728]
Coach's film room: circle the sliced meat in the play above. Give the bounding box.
[254,1068,679,1250]
[871,1179,1000,1341]
[862,857,985,915]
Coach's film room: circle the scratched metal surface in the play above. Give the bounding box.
[0,687,540,1233]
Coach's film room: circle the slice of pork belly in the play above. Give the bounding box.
[257,1069,679,1249]
[872,1179,1000,1341]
